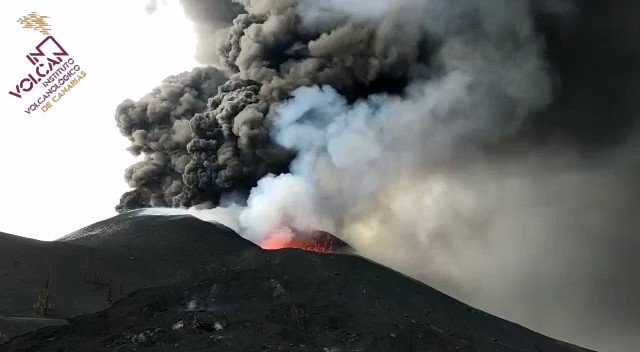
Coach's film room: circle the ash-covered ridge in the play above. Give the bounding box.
[1,214,592,352]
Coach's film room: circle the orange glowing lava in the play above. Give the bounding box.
[260,233,295,250]
[260,226,296,249]
[259,226,349,254]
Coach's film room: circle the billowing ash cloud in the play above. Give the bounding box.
[115,66,228,211]
[119,1,640,350]
[176,77,292,207]
[179,0,244,65]
[119,0,430,211]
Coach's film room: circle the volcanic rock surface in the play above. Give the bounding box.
[0,213,592,351]
[0,211,257,344]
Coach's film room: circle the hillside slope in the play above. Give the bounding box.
[2,213,592,351]
[0,211,257,342]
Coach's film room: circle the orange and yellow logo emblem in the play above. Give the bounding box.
[17,12,52,36]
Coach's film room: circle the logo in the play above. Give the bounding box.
[17,12,52,36]
[8,13,87,114]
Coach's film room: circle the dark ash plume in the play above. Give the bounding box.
[179,0,244,65]
[115,66,228,211]
[118,0,428,211]
[177,77,292,207]
[532,0,640,146]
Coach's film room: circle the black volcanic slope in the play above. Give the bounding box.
[1,213,592,352]
[60,209,256,256]
[0,212,257,343]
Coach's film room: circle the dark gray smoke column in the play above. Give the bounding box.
[115,67,227,211]
[176,77,291,207]
[532,0,640,146]
[179,0,244,65]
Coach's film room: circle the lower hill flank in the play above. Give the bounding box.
[1,212,592,352]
